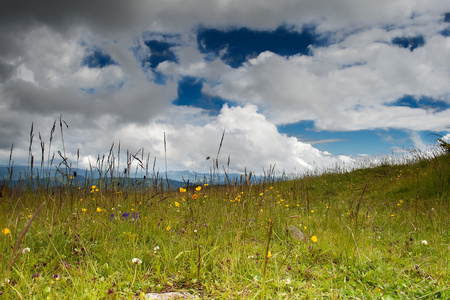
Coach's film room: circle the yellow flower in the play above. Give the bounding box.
[192,194,199,200]
[259,193,264,196]
[96,207,103,212]
[91,185,96,189]
[179,187,186,193]
[175,202,180,207]
[81,208,87,212]
[311,236,318,243]
[2,228,11,235]
[166,226,170,231]
[196,186,201,192]
[267,251,272,258]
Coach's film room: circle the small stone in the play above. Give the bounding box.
[288,225,306,242]
[145,291,197,300]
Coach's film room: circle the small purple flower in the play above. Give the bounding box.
[132,212,139,220]
[110,214,115,221]
[32,273,40,279]
[53,274,60,280]
[122,212,130,220]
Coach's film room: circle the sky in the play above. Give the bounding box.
[1,0,450,176]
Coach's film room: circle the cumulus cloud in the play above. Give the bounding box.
[206,34,450,130]
[1,0,449,174]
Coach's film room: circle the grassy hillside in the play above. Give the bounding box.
[1,151,449,299]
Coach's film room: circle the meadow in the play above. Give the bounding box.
[1,133,449,299]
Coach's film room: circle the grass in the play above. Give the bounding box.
[1,130,449,299]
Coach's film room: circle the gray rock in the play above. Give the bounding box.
[145,291,198,300]
[288,225,306,242]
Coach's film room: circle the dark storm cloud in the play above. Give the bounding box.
[0,61,15,83]
[0,0,141,36]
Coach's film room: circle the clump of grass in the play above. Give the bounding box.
[0,121,449,299]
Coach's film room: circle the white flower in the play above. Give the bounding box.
[247,255,254,259]
[153,246,160,253]
[22,247,31,254]
[131,258,142,265]
[421,240,428,245]
[284,278,292,285]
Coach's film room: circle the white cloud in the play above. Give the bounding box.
[1,0,450,175]
[205,30,450,131]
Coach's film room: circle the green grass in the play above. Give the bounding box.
[1,151,449,299]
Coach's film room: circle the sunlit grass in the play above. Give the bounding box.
[0,133,449,298]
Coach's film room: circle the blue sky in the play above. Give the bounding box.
[1,1,449,174]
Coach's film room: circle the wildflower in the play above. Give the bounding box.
[311,236,318,243]
[132,212,139,220]
[96,207,103,212]
[2,228,11,235]
[421,240,428,245]
[122,212,130,220]
[248,255,254,259]
[196,186,201,192]
[53,274,60,280]
[153,246,160,253]
[22,247,31,254]
[131,258,142,265]
[204,183,209,187]
[193,229,197,233]
[91,185,96,190]
[32,273,40,279]
[175,201,180,207]
[179,187,186,193]
[110,214,115,221]
[166,226,171,231]
[192,194,198,200]
[259,193,264,196]
[267,251,272,258]
[81,208,87,212]
[284,278,292,285]
[311,210,315,213]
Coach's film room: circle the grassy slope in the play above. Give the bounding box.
[1,153,449,299]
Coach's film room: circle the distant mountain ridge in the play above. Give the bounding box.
[0,165,245,188]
